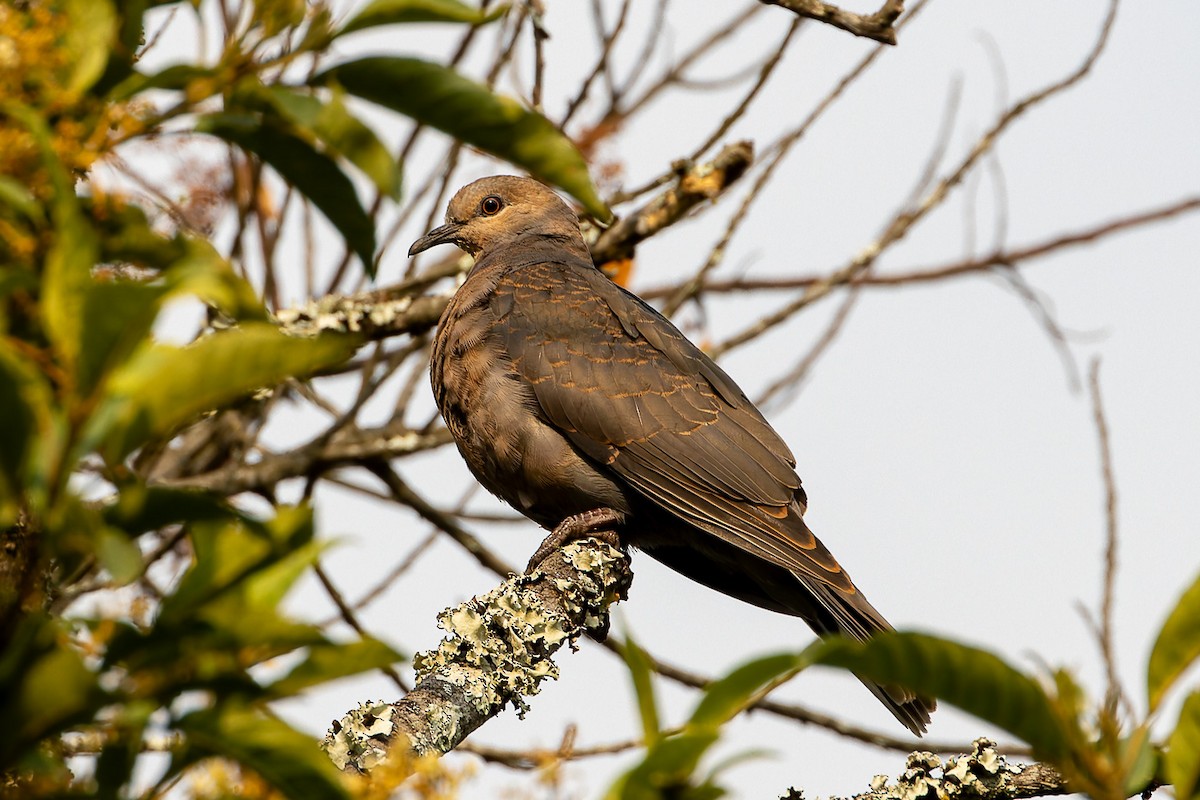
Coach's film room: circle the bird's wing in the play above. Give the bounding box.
[492,258,855,593]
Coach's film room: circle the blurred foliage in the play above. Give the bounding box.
[0,0,603,795]
[607,571,1200,800]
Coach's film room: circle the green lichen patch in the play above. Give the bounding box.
[321,700,396,771]
[859,739,1017,800]
[411,538,627,719]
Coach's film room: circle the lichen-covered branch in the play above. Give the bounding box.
[761,0,904,45]
[274,284,454,342]
[787,739,1072,800]
[591,140,754,266]
[322,537,632,773]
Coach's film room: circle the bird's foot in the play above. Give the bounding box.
[525,507,626,574]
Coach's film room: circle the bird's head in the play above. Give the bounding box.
[408,175,584,259]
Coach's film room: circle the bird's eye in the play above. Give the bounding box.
[480,195,503,216]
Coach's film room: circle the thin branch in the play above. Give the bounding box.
[1087,359,1125,715]
[528,0,548,112]
[365,463,517,578]
[314,563,409,692]
[662,0,927,324]
[761,0,904,45]
[617,6,765,120]
[757,284,862,410]
[640,195,1199,297]
[712,0,1119,359]
[457,731,652,769]
[689,16,803,164]
[560,0,633,128]
[155,422,453,495]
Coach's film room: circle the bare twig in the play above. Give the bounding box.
[761,0,904,45]
[757,284,862,410]
[1087,359,1125,714]
[617,6,765,119]
[314,563,409,692]
[560,0,633,128]
[591,141,755,265]
[640,195,1199,297]
[712,0,1118,359]
[689,17,803,163]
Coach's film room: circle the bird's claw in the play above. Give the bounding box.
[525,507,625,574]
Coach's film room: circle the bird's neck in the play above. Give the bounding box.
[475,231,594,272]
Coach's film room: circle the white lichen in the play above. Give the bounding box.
[852,739,1016,800]
[410,539,625,719]
[321,701,396,771]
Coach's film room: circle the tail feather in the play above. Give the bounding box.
[801,575,936,736]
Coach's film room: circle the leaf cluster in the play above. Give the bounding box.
[606,579,1200,800]
[0,0,611,795]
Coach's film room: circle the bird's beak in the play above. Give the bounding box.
[408,222,463,257]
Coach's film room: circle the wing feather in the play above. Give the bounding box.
[494,259,849,591]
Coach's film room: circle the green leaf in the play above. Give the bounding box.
[251,0,306,38]
[622,635,661,747]
[90,322,358,460]
[4,104,99,386]
[178,705,350,800]
[113,0,153,65]
[607,651,804,800]
[263,86,401,199]
[1149,569,1200,712]
[814,633,1071,760]
[103,485,240,536]
[314,57,609,220]
[606,733,719,800]
[0,615,104,766]
[197,113,377,271]
[268,637,403,696]
[109,64,218,101]
[44,216,101,386]
[156,517,285,626]
[337,0,508,35]
[96,527,145,585]
[1169,691,1200,800]
[63,0,117,96]
[78,279,167,398]
[1120,727,1158,798]
[161,238,267,321]
[688,651,807,732]
[238,535,324,612]
[0,344,56,503]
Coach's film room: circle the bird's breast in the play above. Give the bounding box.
[431,288,630,528]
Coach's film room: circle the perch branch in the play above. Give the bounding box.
[321,537,632,773]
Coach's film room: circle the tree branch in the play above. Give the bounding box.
[591,140,754,265]
[800,739,1072,800]
[761,0,904,46]
[321,536,632,773]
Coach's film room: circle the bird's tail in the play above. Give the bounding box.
[801,575,936,736]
